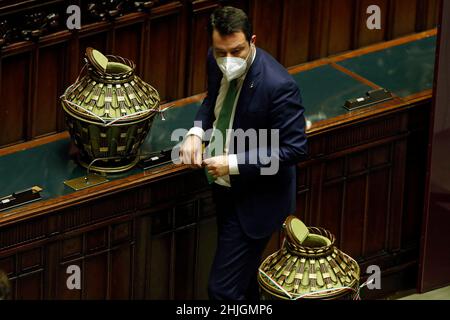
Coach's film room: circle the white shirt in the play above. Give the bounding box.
[187,48,257,187]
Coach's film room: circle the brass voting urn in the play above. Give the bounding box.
[61,48,160,173]
[258,216,361,300]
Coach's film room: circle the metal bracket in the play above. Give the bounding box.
[64,173,109,191]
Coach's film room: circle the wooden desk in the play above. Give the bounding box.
[0,29,437,299]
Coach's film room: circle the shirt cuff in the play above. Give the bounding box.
[187,127,205,140]
[228,154,240,175]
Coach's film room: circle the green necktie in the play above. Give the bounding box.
[205,79,239,184]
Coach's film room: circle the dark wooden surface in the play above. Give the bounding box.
[0,0,441,148]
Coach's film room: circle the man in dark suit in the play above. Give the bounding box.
[180,6,307,300]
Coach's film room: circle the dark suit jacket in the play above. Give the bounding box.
[195,47,308,239]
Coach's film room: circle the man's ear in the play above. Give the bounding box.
[251,35,256,45]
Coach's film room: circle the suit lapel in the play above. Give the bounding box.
[234,48,263,129]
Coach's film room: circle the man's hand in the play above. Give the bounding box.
[203,156,229,179]
[180,135,203,168]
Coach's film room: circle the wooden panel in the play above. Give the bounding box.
[225,0,250,12]
[320,182,344,238]
[148,8,183,102]
[19,248,42,272]
[369,144,391,167]
[175,202,197,228]
[347,151,368,174]
[62,236,83,259]
[174,227,196,300]
[402,108,429,246]
[110,245,132,299]
[342,175,366,258]
[250,0,283,60]
[61,206,92,232]
[427,0,441,28]
[0,218,45,250]
[365,168,390,255]
[328,0,355,55]
[86,229,107,252]
[55,219,136,299]
[417,0,441,30]
[133,215,150,299]
[16,272,43,299]
[296,191,310,223]
[112,222,133,244]
[313,143,397,259]
[355,0,389,48]
[90,192,136,221]
[33,44,66,138]
[280,0,313,66]
[388,0,419,39]
[0,53,30,146]
[114,23,143,73]
[148,234,171,299]
[187,0,219,96]
[325,158,345,181]
[309,0,332,60]
[84,254,108,299]
[195,217,217,299]
[2,248,45,299]
[0,256,14,275]
[296,167,311,224]
[57,262,82,300]
[151,209,173,235]
[388,139,408,251]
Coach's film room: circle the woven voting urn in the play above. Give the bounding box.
[259,216,360,300]
[61,48,160,173]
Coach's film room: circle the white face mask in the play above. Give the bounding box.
[216,44,254,81]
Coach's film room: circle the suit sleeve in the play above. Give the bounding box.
[236,80,308,177]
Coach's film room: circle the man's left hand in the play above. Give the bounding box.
[203,156,229,179]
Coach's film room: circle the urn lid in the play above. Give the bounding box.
[284,216,309,246]
[61,48,160,122]
[86,47,108,73]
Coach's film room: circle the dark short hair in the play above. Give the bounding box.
[208,6,253,42]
